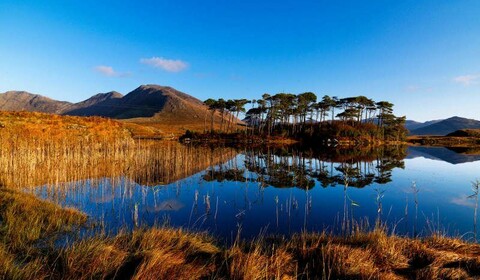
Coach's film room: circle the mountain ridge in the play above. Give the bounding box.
[0,91,72,114]
[0,85,208,119]
[405,119,444,132]
[0,85,236,135]
[409,116,480,136]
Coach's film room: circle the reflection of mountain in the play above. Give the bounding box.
[407,146,480,164]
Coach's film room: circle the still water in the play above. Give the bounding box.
[34,145,480,241]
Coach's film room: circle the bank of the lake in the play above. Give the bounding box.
[2,187,480,280]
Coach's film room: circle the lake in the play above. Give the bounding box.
[32,144,480,242]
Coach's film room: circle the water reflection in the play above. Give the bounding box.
[204,145,406,189]
[31,144,480,241]
[408,146,480,164]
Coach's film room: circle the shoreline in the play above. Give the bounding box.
[2,187,480,280]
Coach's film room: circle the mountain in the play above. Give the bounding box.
[0,85,232,134]
[0,91,71,114]
[65,85,210,123]
[65,91,123,116]
[410,116,480,136]
[405,119,443,132]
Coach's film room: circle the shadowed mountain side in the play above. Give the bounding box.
[0,91,72,113]
[407,146,480,164]
[64,91,123,116]
[447,146,480,155]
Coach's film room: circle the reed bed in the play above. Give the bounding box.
[0,111,238,189]
[0,137,238,190]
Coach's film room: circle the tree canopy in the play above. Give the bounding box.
[204,92,407,142]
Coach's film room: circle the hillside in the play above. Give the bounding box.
[409,116,480,136]
[447,129,480,138]
[0,91,71,114]
[0,111,131,143]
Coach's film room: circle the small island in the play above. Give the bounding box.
[183,93,407,145]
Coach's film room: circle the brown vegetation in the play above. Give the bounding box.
[408,135,480,147]
[0,111,131,142]
[0,111,238,189]
[3,203,480,280]
[0,189,86,279]
[1,110,479,279]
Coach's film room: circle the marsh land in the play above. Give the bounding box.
[0,111,479,279]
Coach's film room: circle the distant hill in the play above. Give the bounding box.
[405,119,443,132]
[409,117,480,136]
[0,91,71,114]
[0,111,131,143]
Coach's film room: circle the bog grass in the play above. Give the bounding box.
[4,206,480,280]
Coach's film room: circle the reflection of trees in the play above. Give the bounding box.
[203,168,246,182]
[203,145,406,190]
[244,148,315,190]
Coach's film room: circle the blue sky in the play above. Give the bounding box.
[1,0,479,121]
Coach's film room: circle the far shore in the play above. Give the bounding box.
[408,135,480,148]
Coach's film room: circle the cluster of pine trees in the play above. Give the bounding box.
[203,93,407,142]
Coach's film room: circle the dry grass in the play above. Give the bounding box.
[125,118,243,137]
[0,111,132,142]
[0,140,237,190]
[55,228,220,280]
[0,112,238,189]
[0,188,87,250]
[0,244,47,280]
[0,188,86,280]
